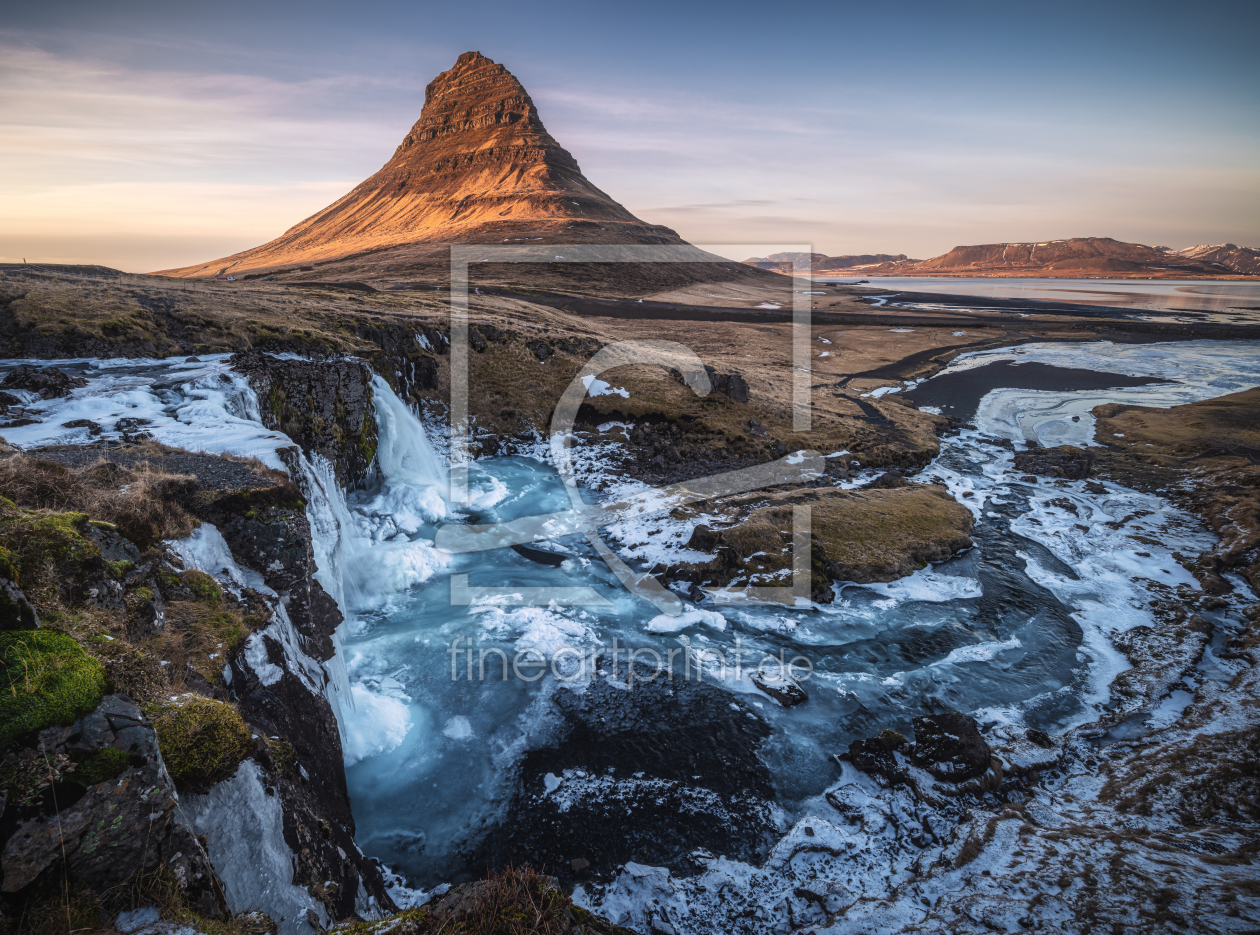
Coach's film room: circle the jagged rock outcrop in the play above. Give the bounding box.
[180,479,394,925]
[0,365,87,399]
[839,711,999,793]
[0,694,228,917]
[0,443,392,930]
[473,677,778,886]
[232,351,378,489]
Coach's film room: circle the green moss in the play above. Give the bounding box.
[328,907,430,935]
[149,695,252,787]
[106,559,136,580]
[0,544,17,582]
[0,497,20,521]
[215,485,305,519]
[358,417,378,466]
[130,585,154,602]
[73,746,143,786]
[0,511,101,589]
[0,629,108,749]
[182,570,223,604]
[264,737,296,777]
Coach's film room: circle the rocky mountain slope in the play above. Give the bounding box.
[1176,243,1260,276]
[744,237,1260,279]
[153,52,763,294]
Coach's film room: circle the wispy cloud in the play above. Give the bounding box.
[2,30,1257,271]
[0,36,418,268]
[0,38,407,179]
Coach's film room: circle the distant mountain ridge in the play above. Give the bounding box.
[742,252,913,273]
[743,237,1259,279]
[1174,243,1260,276]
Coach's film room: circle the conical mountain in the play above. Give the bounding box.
[157,52,691,280]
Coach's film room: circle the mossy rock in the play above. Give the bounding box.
[0,629,109,749]
[212,485,306,520]
[0,543,18,581]
[0,510,102,593]
[182,569,223,604]
[72,746,144,786]
[149,695,252,788]
[105,559,136,580]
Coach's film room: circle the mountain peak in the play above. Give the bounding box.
[156,52,682,278]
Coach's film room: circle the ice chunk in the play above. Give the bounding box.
[646,607,727,633]
[183,761,330,935]
[343,682,413,765]
[857,567,982,603]
[442,715,473,740]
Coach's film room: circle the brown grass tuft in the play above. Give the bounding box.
[0,455,197,548]
[330,866,615,935]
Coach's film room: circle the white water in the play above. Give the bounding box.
[0,355,462,748]
[333,340,1254,899]
[3,341,1255,930]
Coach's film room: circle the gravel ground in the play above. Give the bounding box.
[15,444,282,491]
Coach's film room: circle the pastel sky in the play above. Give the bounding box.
[2,0,1257,271]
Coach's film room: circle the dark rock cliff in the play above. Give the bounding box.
[232,351,379,490]
[0,440,395,929]
[189,473,395,920]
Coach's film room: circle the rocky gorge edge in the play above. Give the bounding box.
[0,350,660,935]
[6,349,1255,934]
[0,441,393,933]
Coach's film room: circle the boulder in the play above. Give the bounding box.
[0,695,227,917]
[0,365,88,399]
[61,418,102,436]
[865,470,911,489]
[708,370,750,403]
[752,671,808,707]
[0,577,38,630]
[909,712,993,782]
[1013,445,1094,480]
[842,713,993,786]
[842,729,907,784]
